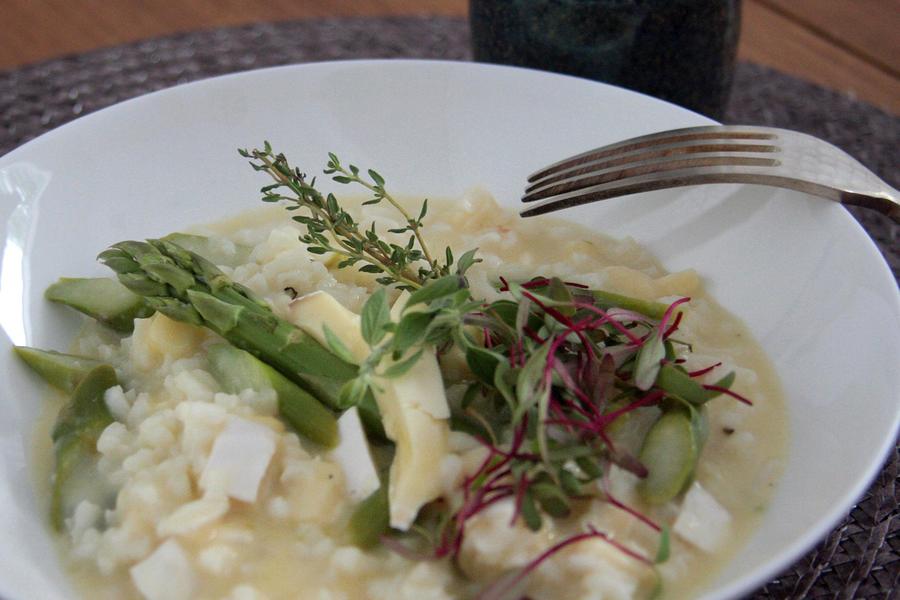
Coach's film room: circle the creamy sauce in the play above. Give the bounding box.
[36,191,787,599]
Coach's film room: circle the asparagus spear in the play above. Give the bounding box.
[50,364,117,530]
[98,239,371,419]
[160,232,252,268]
[588,289,669,320]
[349,485,390,548]
[637,409,698,505]
[207,344,338,447]
[45,277,153,333]
[13,346,103,393]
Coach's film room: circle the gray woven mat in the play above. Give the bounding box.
[1,16,897,600]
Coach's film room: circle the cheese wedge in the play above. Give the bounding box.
[288,290,450,530]
[329,406,381,503]
[287,291,370,361]
[388,292,450,420]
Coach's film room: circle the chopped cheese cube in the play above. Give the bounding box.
[328,406,381,503]
[673,482,732,552]
[130,539,195,600]
[157,495,229,537]
[200,417,276,503]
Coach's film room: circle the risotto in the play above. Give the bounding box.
[30,188,786,600]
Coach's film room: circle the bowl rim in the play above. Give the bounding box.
[1,58,898,600]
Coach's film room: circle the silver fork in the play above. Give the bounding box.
[521,125,900,223]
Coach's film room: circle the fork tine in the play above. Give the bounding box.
[525,140,780,194]
[519,165,836,218]
[522,151,781,202]
[526,141,780,195]
[527,125,777,184]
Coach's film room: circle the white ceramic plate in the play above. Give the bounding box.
[1,60,898,599]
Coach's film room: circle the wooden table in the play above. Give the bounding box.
[2,0,898,114]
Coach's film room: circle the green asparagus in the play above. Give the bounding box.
[588,289,670,321]
[50,364,117,530]
[160,232,252,268]
[13,346,103,393]
[45,277,153,333]
[207,344,338,447]
[98,239,385,435]
[637,409,698,504]
[349,485,390,548]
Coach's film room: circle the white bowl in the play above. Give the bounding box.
[1,60,898,599]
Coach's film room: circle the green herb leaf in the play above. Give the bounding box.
[456,248,481,276]
[382,348,424,378]
[391,311,433,354]
[338,377,369,409]
[575,456,604,479]
[466,345,504,386]
[634,330,665,391]
[656,364,708,405]
[515,295,532,337]
[322,324,357,364]
[547,277,575,316]
[704,371,736,399]
[493,359,517,413]
[559,468,583,496]
[513,343,551,424]
[360,288,390,346]
[532,482,571,518]
[406,275,462,307]
[655,526,671,563]
[521,490,543,531]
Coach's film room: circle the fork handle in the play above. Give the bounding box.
[739,174,900,224]
[841,189,900,224]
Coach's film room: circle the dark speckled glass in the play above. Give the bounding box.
[470,0,741,119]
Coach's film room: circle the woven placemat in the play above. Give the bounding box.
[1,16,897,599]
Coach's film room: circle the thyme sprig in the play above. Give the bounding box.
[239,143,457,290]
[324,153,443,280]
